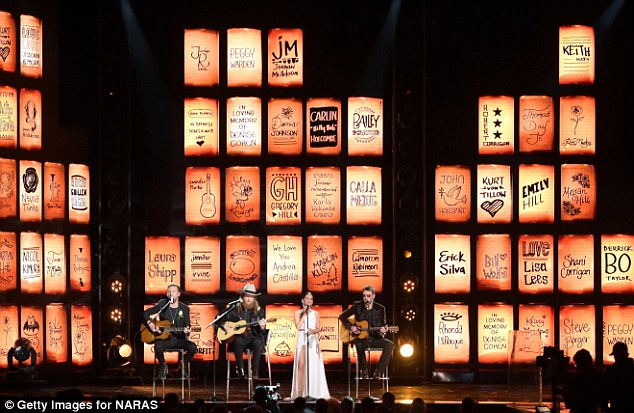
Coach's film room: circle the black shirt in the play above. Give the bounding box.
[220,303,265,336]
[143,299,191,339]
[339,300,387,339]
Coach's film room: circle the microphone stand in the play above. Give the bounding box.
[304,306,313,402]
[207,301,241,401]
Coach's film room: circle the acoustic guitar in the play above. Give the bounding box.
[340,319,399,344]
[140,320,201,344]
[217,318,277,343]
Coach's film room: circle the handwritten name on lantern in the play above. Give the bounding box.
[518,304,554,349]
[225,166,260,223]
[558,235,594,294]
[347,166,381,225]
[348,97,383,156]
[0,86,17,148]
[519,96,554,153]
[70,234,91,292]
[435,165,470,222]
[68,164,90,224]
[227,97,261,156]
[518,234,554,294]
[519,164,554,223]
[268,98,303,155]
[434,304,470,364]
[477,164,511,223]
[44,233,66,295]
[560,96,595,155]
[145,236,180,294]
[184,29,219,87]
[267,235,302,295]
[561,164,596,221]
[0,305,18,368]
[19,88,41,150]
[226,235,260,292]
[19,160,41,222]
[348,236,383,293]
[268,28,303,87]
[184,236,220,294]
[603,306,634,364]
[560,305,595,358]
[313,305,343,364]
[0,12,16,73]
[559,25,594,85]
[184,97,218,156]
[476,234,511,291]
[478,304,513,364]
[266,166,301,225]
[0,231,16,292]
[188,303,219,361]
[435,234,470,294]
[601,234,634,293]
[46,303,67,363]
[71,305,92,366]
[43,162,65,220]
[306,166,340,224]
[185,167,220,225]
[0,158,16,217]
[21,306,43,365]
[478,96,514,155]
[20,232,42,294]
[307,98,341,155]
[227,28,261,87]
[307,235,342,292]
[20,15,42,78]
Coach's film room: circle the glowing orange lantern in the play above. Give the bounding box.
[560,96,595,155]
[20,231,42,294]
[434,304,470,364]
[0,157,16,218]
[227,28,261,87]
[478,304,513,364]
[267,235,302,295]
[560,305,595,358]
[311,304,343,364]
[266,166,301,225]
[19,159,41,222]
[20,15,42,78]
[71,305,92,366]
[519,96,554,153]
[435,234,470,294]
[477,164,511,223]
[268,28,303,87]
[184,97,218,156]
[561,164,596,221]
[46,303,68,363]
[44,233,66,295]
[307,235,342,292]
[43,162,65,220]
[602,305,634,364]
[348,97,383,156]
[518,304,554,349]
[268,98,303,155]
[558,234,594,294]
[0,305,18,368]
[518,164,554,223]
[143,303,178,365]
[227,97,262,156]
[69,234,91,292]
[476,234,511,291]
[225,166,260,223]
[0,12,16,73]
[306,98,341,155]
[559,25,594,85]
[185,167,220,225]
[306,167,340,224]
[184,29,219,87]
[145,236,180,294]
[184,236,220,294]
[68,163,90,224]
[435,165,470,222]
[347,166,381,225]
[348,236,383,293]
[0,86,17,148]
[21,306,43,365]
[226,235,260,293]
[188,303,219,361]
[0,231,16,292]
[265,304,299,364]
[601,234,634,293]
[518,234,554,294]
[19,88,41,150]
[478,96,514,155]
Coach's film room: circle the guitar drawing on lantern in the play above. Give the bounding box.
[200,173,216,218]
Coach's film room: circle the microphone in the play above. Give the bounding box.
[169,295,175,304]
[228,297,243,306]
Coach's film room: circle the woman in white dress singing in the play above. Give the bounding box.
[290,291,330,400]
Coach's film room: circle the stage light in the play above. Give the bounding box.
[397,334,419,359]
[111,279,123,294]
[106,335,134,368]
[403,249,412,259]
[400,343,414,358]
[110,308,123,323]
[400,304,417,322]
[400,273,418,293]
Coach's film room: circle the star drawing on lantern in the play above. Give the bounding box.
[493,107,502,116]
[493,131,502,139]
[493,119,502,127]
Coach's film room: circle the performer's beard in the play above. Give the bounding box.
[242,300,255,311]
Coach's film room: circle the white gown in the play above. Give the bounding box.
[290,310,330,400]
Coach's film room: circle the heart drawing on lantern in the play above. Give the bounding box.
[0,47,9,62]
[196,140,205,146]
[481,199,504,217]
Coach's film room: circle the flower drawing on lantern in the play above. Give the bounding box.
[230,175,253,209]
[572,173,591,189]
[570,105,584,136]
[22,167,38,192]
[438,185,467,207]
[272,106,294,129]
[2,315,11,343]
[563,201,582,217]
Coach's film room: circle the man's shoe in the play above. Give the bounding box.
[372,370,384,380]
[358,369,368,380]
[158,363,168,380]
[236,367,245,379]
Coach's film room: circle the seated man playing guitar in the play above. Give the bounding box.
[143,283,198,379]
[339,285,394,379]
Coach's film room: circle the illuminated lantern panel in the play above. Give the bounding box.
[69,234,91,292]
[266,166,301,225]
[0,12,16,73]
[602,306,634,364]
[476,234,511,291]
[0,231,16,292]
[348,97,383,156]
[225,166,260,223]
[561,164,596,221]
[518,234,554,294]
[435,165,470,222]
[0,158,17,218]
[268,28,303,87]
[558,234,594,294]
[477,164,512,224]
[71,305,92,366]
[20,232,42,294]
[44,233,66,295]
[559,25,595,85]
[184,236,220,294]
[19,88,42,150]
[46,303,68,363]
[226,97,262,156]
[265,304,299,365]
[226,235,261,293]
[185,167,220,225]
[0,305,18,368]
[188,303,219,361]
[184,29,219,87]
[19,159,41,222]
[0,86,17,148]
[184,98,218,156]
[518,164,554,224]
[307,235,342,292]
[478,304,513,364]
[478,96,514,155]
[268,98,303,155]
[313,304,342,364]
[306,98,341,155]
[601,234,634,293]
[267,235,302,295]
[435,234,470,294]
[519,96,554,153]
[227,28,262,87]
[20,306,44,365]
[43,162,65,220]
[145,236,180,295]
[517,304,554,363]
[68,163,90,224]
[305,167,341,224]
[348,236,383,293]
[560,96,595,155]
[143,303,179,365]
[560,305,595,359]
[347,166,381,225]
[20,15,42,78]
[434,304,470,364]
